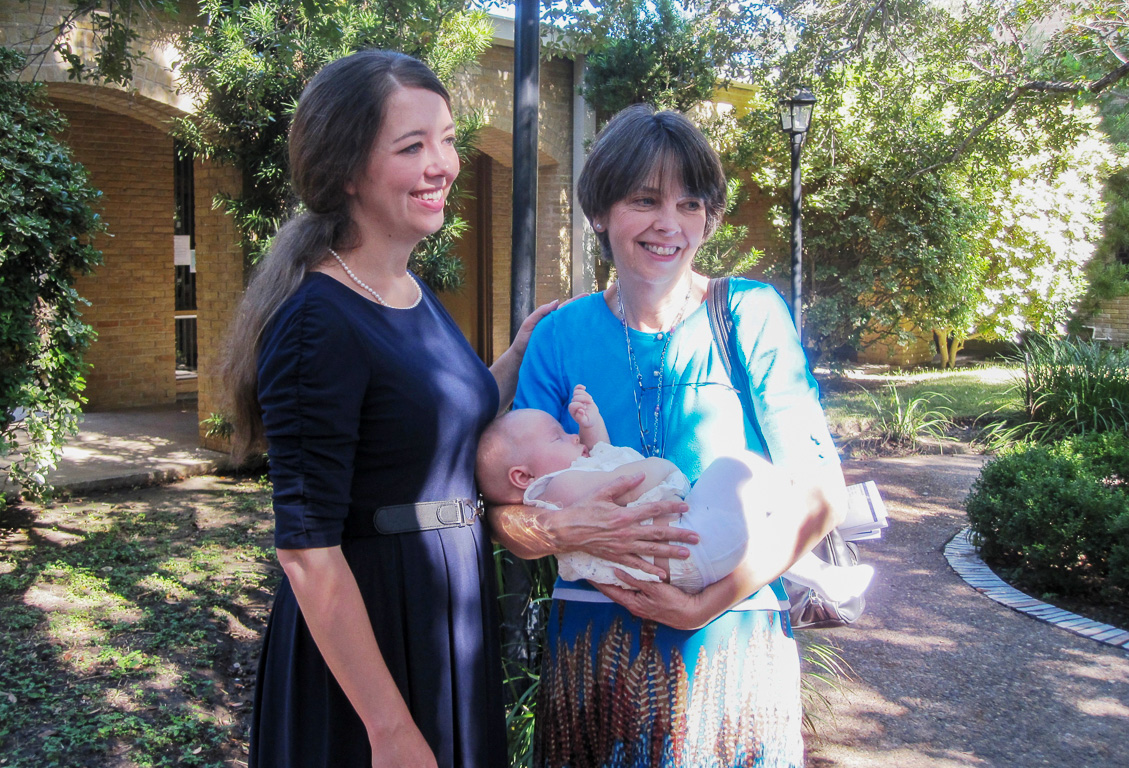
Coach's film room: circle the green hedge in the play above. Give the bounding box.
[1,47,102,502]
[965,432,1129,595]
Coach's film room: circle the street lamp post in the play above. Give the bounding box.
[778,86,816,340]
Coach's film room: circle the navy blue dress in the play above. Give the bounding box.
[249,273,506,768]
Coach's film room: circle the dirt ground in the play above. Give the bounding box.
[807,454,1129,768]
[0,474,275,767]
[3,457,1127,767]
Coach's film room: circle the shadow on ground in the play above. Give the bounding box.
[805,455,1129,768]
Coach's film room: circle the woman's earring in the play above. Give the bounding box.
[593,223,604,232]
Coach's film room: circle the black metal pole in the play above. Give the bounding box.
[510,0,539,340]
[501,0,540,696]
[789,132,804,340]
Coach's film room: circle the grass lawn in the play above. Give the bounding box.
[0,361,1118,766]
[817,363,1024,446]
[0,474,277,768]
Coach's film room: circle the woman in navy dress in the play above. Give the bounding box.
[223,50,560,767]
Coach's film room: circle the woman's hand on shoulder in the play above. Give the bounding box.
[493,295,589,412]
[510,299,559,356]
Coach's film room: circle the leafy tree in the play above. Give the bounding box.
[10,0,168,85]
[554,0,1129,363]
[1078,85,1129,320]
[0,48,103,503]
[173,0,493,285]
[561,0,727,115]
[721,0,1129,364]
[974,133,1112,351]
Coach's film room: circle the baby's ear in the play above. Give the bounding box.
[509,466,536,491]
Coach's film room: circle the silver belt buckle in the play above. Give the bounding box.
[436,498,480,527]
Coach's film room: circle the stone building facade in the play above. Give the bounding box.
[0,5,607,448]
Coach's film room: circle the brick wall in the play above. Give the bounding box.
[57,99,177,410]
[452,47,577,361]
[490,163,515,359]
[194,160,246,449]
[1089,294,1129,347]
[726,180,786,285]
[855,331,935,366]
[534,56,576,305]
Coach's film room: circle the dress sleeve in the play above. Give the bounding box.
[257,296,370,549]
[513,312,571,424]
[730,281,839,469]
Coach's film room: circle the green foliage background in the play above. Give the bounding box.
[173,0,493,287]
[714,0,1126,361]
[966,432,1129,595]
[0,48,102,503]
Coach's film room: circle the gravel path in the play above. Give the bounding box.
[806,454,1129,768]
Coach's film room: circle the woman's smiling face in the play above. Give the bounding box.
[345,86,460,251]
[597,173,707,287]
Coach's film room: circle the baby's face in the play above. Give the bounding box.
[519,411,589,477]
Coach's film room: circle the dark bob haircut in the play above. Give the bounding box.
[577,105,727,263]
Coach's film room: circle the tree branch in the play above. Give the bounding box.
[909,60,1129,179]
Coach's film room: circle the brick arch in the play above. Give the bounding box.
[473,125,560,168]
[3,0,193,116]
[46,82,188,132]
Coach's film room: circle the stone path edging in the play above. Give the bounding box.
[945,528,1129,652]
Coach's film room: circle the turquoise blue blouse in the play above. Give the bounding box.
[515,278,838,481]
[515,278,839,605]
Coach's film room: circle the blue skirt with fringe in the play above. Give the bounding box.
[533,600,804,768]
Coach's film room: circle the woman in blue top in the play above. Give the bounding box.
[489,106,848,767]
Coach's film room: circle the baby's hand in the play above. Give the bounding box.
[568,385,599,428]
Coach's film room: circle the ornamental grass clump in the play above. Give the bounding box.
[965,432,1129,597]
[1018,334,1129,441]
[866,384,955,450]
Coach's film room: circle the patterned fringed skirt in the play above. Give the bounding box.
[533,600,804,768]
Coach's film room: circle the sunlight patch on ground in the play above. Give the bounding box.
[1075,696,1129,718]
[818,364,1020,385]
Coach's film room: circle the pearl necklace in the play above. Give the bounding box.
[329,248,422,309]
[616,278,693,458]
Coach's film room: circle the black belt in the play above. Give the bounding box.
[373,498,482,535]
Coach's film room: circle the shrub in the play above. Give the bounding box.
[966,432,1129,596]
[1018,334,1129,440]
[0,47,103,503]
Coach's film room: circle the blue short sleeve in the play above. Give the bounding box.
[257,295,370,549]
[514,312,572,425]
[730,281,839,469]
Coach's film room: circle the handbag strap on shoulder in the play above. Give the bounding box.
[705,277,770,460]
[707,277,789,606]
[705,277,737,389]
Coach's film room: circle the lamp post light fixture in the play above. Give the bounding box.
[778,86,816,340]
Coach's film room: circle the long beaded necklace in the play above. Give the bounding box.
[616,278,693,458]
[329,247,422,309]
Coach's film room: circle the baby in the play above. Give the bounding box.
[477,385,874,599]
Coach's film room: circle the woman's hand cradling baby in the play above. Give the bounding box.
[546,472,696,579]
[488,472,696,578]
